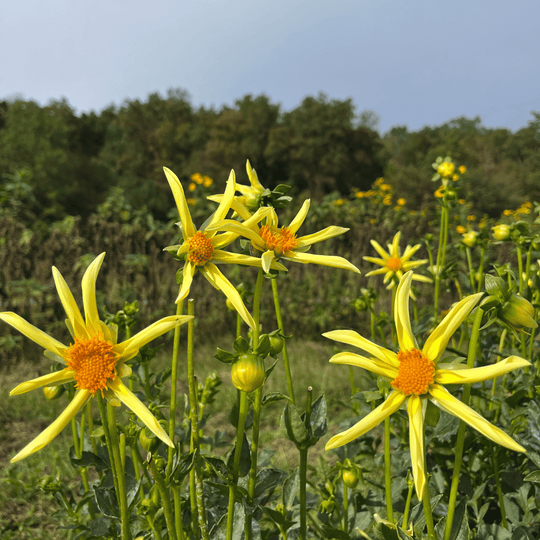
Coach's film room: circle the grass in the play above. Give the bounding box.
[0,330,365,539]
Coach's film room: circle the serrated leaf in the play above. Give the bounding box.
[262,391,291,407]
[92,486,119,519]
[283,402,309,447]
[210,502,244,540]
[322,526,351,539]
[283,468,300,509]
[203,456,232,482]
[310,394,327,438]
[254,468,286,501]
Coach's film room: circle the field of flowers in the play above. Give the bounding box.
[2,157,540,540]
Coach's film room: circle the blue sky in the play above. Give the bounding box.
[2,0,539,134]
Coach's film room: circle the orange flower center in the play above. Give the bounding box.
[66,336,117,395]
[187,231,214,266]
[259,225,297,255]
[386,257,402,272]
[391,348,435,396]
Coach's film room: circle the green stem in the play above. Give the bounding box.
[476,247,486,293]
[443,307,483,540]
[236,312,242,339]
[422,487,436,539]
[402,475,413,530]
[167,298,184,478]
[96,395,119,500]
[517,246,524,292]
[185,300,209,540]
[384,414,394,523]
[434,202,449,321]
[173,486,186,540]
[227,390,249,540]
[299,387,313,540]
[245,268,265,540]
[107,402,131,540]
[86,401,98,454]
[492,448,508,528]
[271,277,296,405]
[342,484,349,532]
[148,456,178,540]
[466,247,475,290]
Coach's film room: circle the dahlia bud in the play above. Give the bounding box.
[342,468,359,489]
[43,385,65,400]
[461,231,478,248]
[499,294,537,330]
[231,353,265,392]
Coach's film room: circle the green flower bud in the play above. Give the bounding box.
[268,334,284,356]
[342,469,359,489]
[318,498,336,514]
[231,353,265,392]
[500,294,537,330]
[139,427,161,453]
[43,385,65,400]
[492,224,511,241]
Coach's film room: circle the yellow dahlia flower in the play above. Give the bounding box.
[363,231,431,289]
[1,253,192,463]
[324,272,528,499]
[163,167,286,328]
[208,199,361,275]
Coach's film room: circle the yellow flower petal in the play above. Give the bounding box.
[212,250,287,272]
[422,293,483,362]
[11,389,90,462]
[283,251,360,274]
[118,315,192,362]
[389,232,401,257]
[408,395,426,500]
[370,239,390,260]
[434,356,531,385]
[325,391,406,450]
[323,329,399,367]
[287,199,311,234]
[296,226,350,248]
[164,167,196,239]
[329,352,398,380]
[175,263,197,303]
[261,250,276,274]
[394,272,417,351]
[108,379,173,447]
[10,368,75,396]
[0,312,66,357]
[429,384,525,453]
[400,244,421,263]
[365,267,390,277]
[246,159,264,191]
[208,170,235,229]
[52,267,87,340]
[81,252,106,336]
[201,263,255,328]
[207,220,264,249]
[363,256,387,267]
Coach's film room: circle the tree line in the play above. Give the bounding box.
[1,89,539,225]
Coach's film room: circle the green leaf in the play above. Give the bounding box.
[227,433,251,478]
[210,502,244,540]
[214,348,235,363]
[435,497,468,540]
[254,468,286,501]
[203,456,232,483]
[310,393,327,438]
[322,526,351,539]
[352,390,383,403]
[262,391,291,407]
[425,400,441,428]
[69,447,109,471]
[233,336,250,353]
[524,471,540,483]
[92,486,119,519]
[283,468,300,509]
[283,402,309,447]
[171,450,196,485]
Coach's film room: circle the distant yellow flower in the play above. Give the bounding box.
[363,231,432,289]
[397,198,406,206]
[1,254,192,462]
[458,199,466,205]
[324,272,528,499]
[374,177,385,186]
[437,162,455,178]
[191,173,204,185]
[355,191,366,199]
[163,168,286,328]
[203,176,213,188]
[456,225,467,234]
[370,218,376,224]
[187,198,196,206]
[380,184,392,192]
[394,206,403,211]
[209,200,361,275]
[467,215,476,222]
[434,186,445,198]
[188,183,197,192]
[459,166,467,174]
[383,195,392,206]
[503,210,513,217]
[334,199,345,206]
[452,174,459,181]
[365,190,375,197]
